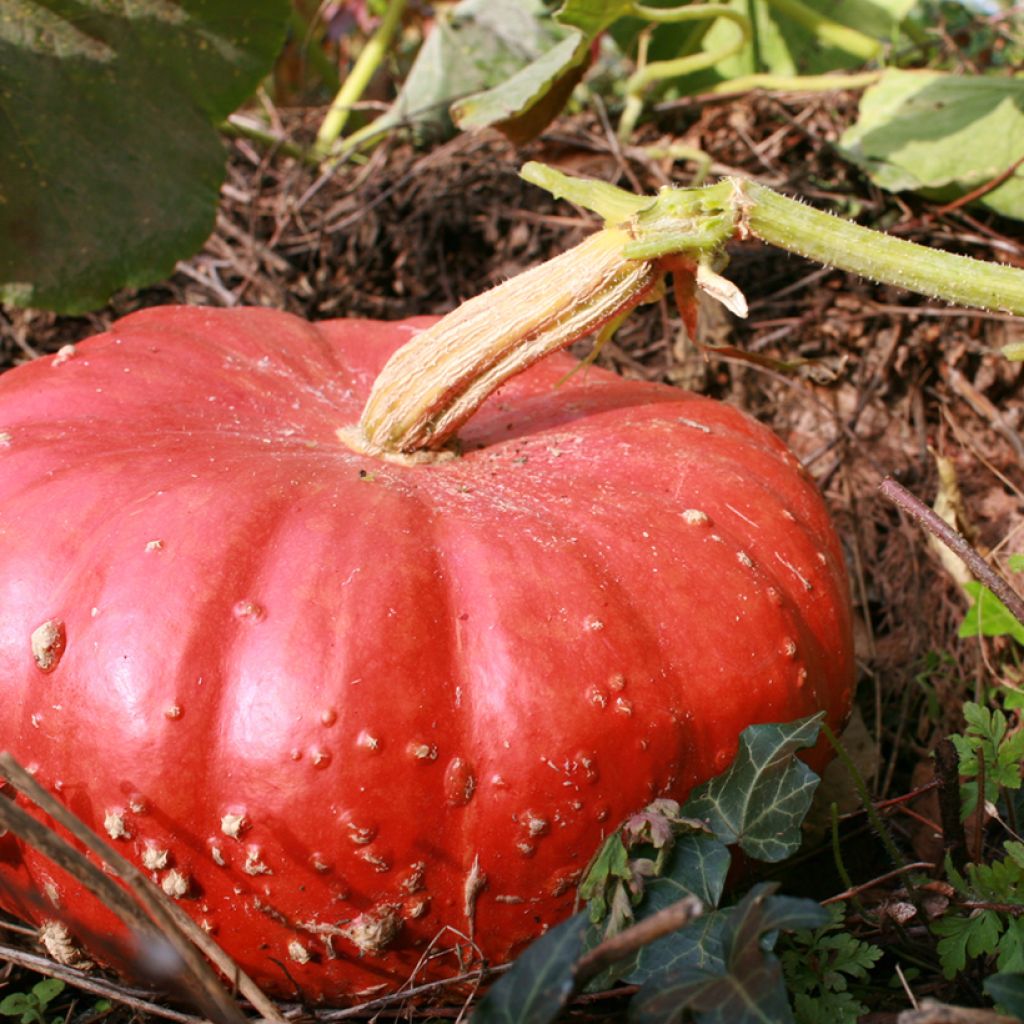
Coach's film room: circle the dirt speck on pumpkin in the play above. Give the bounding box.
[220,811,248,838]
[287,939,311,964]
[342,904,401,956]
[41,879,60,908]
[50,344,76,367]
[347,822,377,845]
[243,846,271,876]
[443,757,476,806]
[0,431,11,447]
[161,869,190,898]
[103,809,130,840]
[407,741,437,761]
[141,844,169,870]
[232,599,265,622]
[145,539,164,552]
[463,855,486,938]
[356,730,380,750]
[30,619,65,673]
[400,861,426,894]
[39,921,93,968]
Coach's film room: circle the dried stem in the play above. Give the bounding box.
[934,739,969,873]
[878,477,1024,628]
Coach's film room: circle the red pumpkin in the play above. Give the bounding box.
[0,305,852,1001]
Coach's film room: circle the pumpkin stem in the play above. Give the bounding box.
[348,228,663,458]
[348,163,1024,458]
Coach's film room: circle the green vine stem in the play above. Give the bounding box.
[314,0,408,158]
[704,69,882,96]
[765,0,880,60]
[742,181,1024,313]
[349,162,1024,458]
[621,3,751,140]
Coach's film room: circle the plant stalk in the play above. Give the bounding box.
[350,229,660,457]
[742,183,1024,315]
[315,0,407,157]
[347,164,1024,459]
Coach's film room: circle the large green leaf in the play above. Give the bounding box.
[375,0,577,145]
[683,715,823,862]
[471,911,590,1024]
[0,0,287,313]
[451,29,591,143]
[620,835,732,984]
[986,972,1024,1018]
[629,884,827,1024]
[838,69,1024,221]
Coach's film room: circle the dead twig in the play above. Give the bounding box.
[879,477,1024,628]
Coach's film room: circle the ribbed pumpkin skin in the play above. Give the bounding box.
[0,307,853,1001]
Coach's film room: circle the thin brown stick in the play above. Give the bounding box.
[878,477,1024,627]
[575,896,703,988]
[0,754,283,1024]
[897,996,1020,1023]
[0,943,207,1024]
[822,862,936,906]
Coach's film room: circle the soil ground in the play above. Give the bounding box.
[2,90,1023,1020]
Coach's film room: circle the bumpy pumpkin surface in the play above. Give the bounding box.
[0,306,853,1001]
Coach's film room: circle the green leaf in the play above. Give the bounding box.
[839,69,1024,222]
[985,972,1024,1018]
[555,0,636,37]
[959,582,1024,645]
[781,903,881,1024]
[451,29,591,143]
[629,884,826,1024]
[0,995,31,1019]
[376,0,576,145]
[472,911,589,1024]
[615,834,732,984]
[932,909,1004,980]
[683,715,823,862]
[28,982,62,1009]
[0,0,289,313]
[997,918,1024,975]
[579,833,632,922]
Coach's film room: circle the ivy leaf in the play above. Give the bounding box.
[0,0,288,313]
[683,715,824,862]
[609,834,732,986]
[472,911,589,1024]
[629,884,827,1024]
[985,972,1024,1018]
